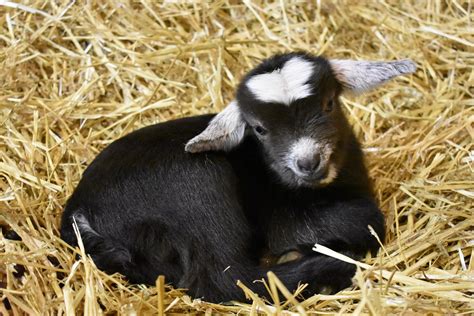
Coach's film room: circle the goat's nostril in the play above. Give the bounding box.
[296,156,320,174]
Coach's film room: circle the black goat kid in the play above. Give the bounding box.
[61,52,415,303]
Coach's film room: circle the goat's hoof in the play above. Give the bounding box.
[277,250,303,264]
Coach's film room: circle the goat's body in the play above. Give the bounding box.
[61,114,383,302]
[59,52,418,303]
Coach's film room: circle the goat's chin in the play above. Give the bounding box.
[295,176,335,188]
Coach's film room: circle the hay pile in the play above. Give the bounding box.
[1,1,473,314]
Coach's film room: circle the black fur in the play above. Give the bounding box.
[61,53,385,303]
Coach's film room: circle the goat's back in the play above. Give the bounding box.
[60,114,262,260]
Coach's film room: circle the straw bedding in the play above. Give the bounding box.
[1,1,473,314]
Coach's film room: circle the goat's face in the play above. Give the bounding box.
[236,54,348,187]
[185,52,416,188]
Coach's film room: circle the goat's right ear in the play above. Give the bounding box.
[185,100,246,153]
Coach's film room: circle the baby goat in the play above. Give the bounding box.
[61,52,415,303]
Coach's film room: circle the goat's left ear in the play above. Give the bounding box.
[185,100,246,153]
[329,59,416,94]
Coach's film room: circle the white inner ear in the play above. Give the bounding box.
[246,56,314,105]
[330,59,416,94]
[185,100,246,153]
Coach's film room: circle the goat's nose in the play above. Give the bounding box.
[296,156,320,174]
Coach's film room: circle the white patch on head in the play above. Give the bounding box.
[246,57,314,105]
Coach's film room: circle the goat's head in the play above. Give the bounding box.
[186,52,415,188]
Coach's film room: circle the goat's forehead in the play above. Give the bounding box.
[245,56,316,106]
[243,101,323,133]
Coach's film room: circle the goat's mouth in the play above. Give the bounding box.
[295,166,327,180]
[292,162,338,187]
[295,172,327,187]
[271,158,338,188]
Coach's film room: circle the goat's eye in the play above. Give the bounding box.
[325,99,335,112]
[254,125,268,136]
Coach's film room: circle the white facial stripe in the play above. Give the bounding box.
[290,137,318,161]
[287,137,318,175]
[246,57,314,105]
[287,136,338,184]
